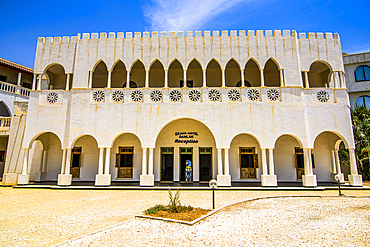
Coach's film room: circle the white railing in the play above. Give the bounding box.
[0,117,11,131]
[0,81,30,97]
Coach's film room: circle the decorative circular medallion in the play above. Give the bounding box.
[227,89,240,101]
[188,89,201,102]
[46,92,58,104]
[169,90,182,102]
[130,90,143,102]
[208,89,221,101]
[317,90,329,102]
[267,88,280,101]
[20,103,28,112]
[92,90,105,102]
[150,90,163,102]
[248,89,260,101]
[111,90,124,102]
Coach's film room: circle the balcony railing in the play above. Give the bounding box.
[0,81,30,97]
[0,117,11,131]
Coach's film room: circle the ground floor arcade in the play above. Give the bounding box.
[16,119,362,187]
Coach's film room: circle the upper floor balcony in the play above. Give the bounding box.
[0,81,31,97]
[0,117,11,134]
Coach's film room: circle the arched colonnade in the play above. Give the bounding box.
[19,120,359,187]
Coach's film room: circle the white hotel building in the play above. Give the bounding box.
[2,30,363,187]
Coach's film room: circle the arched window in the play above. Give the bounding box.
[356,96,370,108]
[308,61,331,88]
[44,64,67,90]
[0,101,11,117]
[92,61,108,88]
[355,65,370,82]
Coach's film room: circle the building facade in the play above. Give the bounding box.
[343,52,370,108]
[0,58,32,179]
[2,30,363,187]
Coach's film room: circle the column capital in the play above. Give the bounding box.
[23,147,30,150]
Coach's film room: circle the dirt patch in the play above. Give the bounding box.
[149,208,211,222]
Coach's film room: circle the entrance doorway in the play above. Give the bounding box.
[199,147,212,182]
[71,147,82,178]
[295,147,304,179]
[161,147,174,182]
[116,147,133,178]
[240,147,258,179]
[180,147,193,182]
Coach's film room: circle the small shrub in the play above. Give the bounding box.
[144,204,167,215]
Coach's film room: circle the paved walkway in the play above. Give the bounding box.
[1,186,370,246]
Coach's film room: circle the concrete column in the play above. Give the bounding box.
[332,72,337,89]
[334,149,341,174]
[348,148,363,186]
[164,70,168,88]
[183,69,187,87]
[304,71,309,88]
[303,148,311,175]
[222,69,225,87]
[279,69,284,87]
[260,69,264,87]
[107,70,112,88]
[32,74,37,90]
[65,73,70,90]
[57,148,72,186]
[261,149,268,175]
[17,72,22,86]
[224,148,229,175]
[22,148,29,175]
[105,148,111,175]
[88,71,93,88]
[145,70,149,87]
[18,148,30,185]
[349,148,358,175]
[268,148,275,175]
[203,69,206,87]
[217,148,223,175]
[241,69,245,87]
[37,74,42,90]
[331,150,337,174]
[41,150,47,172]
[60,149,67,174]
[64,148,72,175]
[98,148,104,175]
[302,148,317,187]
[126,70,130,88]
[148,148,154,175]
[341,72,346,88]
[142,148,147,175]
[140,147,153,186]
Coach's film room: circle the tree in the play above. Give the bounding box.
[343,106,370,180]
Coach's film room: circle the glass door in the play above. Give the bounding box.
[180,147,193,182]
[161,147,174,182]
[71,147,82,178]
[199,147,212,182]
[116,147,134,178]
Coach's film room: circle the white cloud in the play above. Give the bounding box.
[144,0,253,32]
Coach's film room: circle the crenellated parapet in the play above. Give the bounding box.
[34,30,344,89]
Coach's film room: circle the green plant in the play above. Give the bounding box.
[144,204,167,215]
[168,188,181,213]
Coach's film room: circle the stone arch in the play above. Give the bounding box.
[111,132,143,181]
[229,133,262,180]
[273,134,304,182]
[312,130,350,149]
[43,63,67,90]
[312,131,350,181]
[168,59,184,88]
[264,58,281,87]
[225,58,241,87]
[129,59,145,88]
[154,118,218,182]
[92,60,108,88]
[71,134,99,181]
[111,60,127,88]
[187,59,203,88]
[0,101,11,117]
[308,61,333,88]
[149,59,165,88]
[244,58,261,87]
[70,134,100,148]
[206,59,222,87]
[28,132,63,181]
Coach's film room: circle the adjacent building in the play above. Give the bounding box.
[2,30,363,187]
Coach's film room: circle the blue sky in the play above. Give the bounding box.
[1,0,369,68]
